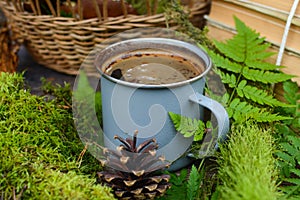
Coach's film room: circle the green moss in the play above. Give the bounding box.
[0,72,115,199]
[217,122,280,200]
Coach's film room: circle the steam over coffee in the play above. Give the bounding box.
[104,49,203,85]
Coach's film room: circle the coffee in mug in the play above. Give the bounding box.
[104,49,204,85]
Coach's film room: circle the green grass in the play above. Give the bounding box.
[216,122,280,200]
[0,72,115,199]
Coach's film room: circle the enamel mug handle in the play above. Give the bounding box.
[189,92,230,154]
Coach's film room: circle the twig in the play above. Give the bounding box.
[56,0,60,17]
[103,0,108,20]
[78,0,83,20]
[92,0,102,21]
[77,143,88,168]
[120,0,128,18]
[146,0,151,16]
[35,0,41,15]
[45,0,56,16]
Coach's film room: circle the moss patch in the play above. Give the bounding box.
[0,72,115,199]
[217,122,280,200]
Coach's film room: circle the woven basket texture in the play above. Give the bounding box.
[0,0,211,75]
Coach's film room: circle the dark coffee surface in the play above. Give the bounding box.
[105,51,203,85]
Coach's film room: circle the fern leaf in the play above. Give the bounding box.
[213,39,245,62]
[206,49,243,73]
[168,112,205,141]
[234,16,273,62]
[222,92,230,105]
[276,151,296,165]
[160,169,188,200]
[215,70,237,88]
[187,165,201,200]
[285,178,300,185]
[245,46,274,62]
[242,67,294,84]
[236,81,290,107]
[254,112,291,122]
[227,98,259,122]
[213,16,271,63]
[168,111,181,130]
[286,135,300,161]
[227,98,290,122]
[245,60,281,70]
[281,142,299,156]
[291,169,300,177]
[287,135,300,151]
[244,42,273,63]
[283,80,300,105]
[213,25,257,62]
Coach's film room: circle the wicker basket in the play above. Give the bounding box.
[0,0,211,75]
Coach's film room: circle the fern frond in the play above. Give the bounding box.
[227,99,256,122]
[213,39,245,63]
[285,178,300,185]
[206,49,243,73]
[281,142,299,156]
[277,134,300,197]
[242,68,295,84]
[244,42,274,63]
[291,169,300,177]
[254,112,292,122]
[168,112,205,141]
[283,80,300,105]
[234,16,273,62]
[213,16,271,63]
[276,151,295,164]
[227,98,290,122]
[237,80,290,107]
[245,60,281,70]
[187,165,201,200]
[287,135,300,151]
[215,70,237,88]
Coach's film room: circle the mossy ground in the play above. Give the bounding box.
[216,122,280,200]
[0,72,115,200]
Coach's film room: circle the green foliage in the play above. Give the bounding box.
[0,72,114,199]
[169,111,210,141]
[41,77,72,106]
[274,80,300,199]
[226,97,290,123]
[186,165,202,200]
[276,134,300,199]
[217,122,280,200]
[166,4,299,199]
[157,168,188,200]
[158,160,218,200]
[158,165,203,200]
[204,17,293,123]
[277,81,300,132]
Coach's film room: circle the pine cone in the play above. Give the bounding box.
[97,130,171,200]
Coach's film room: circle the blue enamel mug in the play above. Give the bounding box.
[95,38,229,171]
